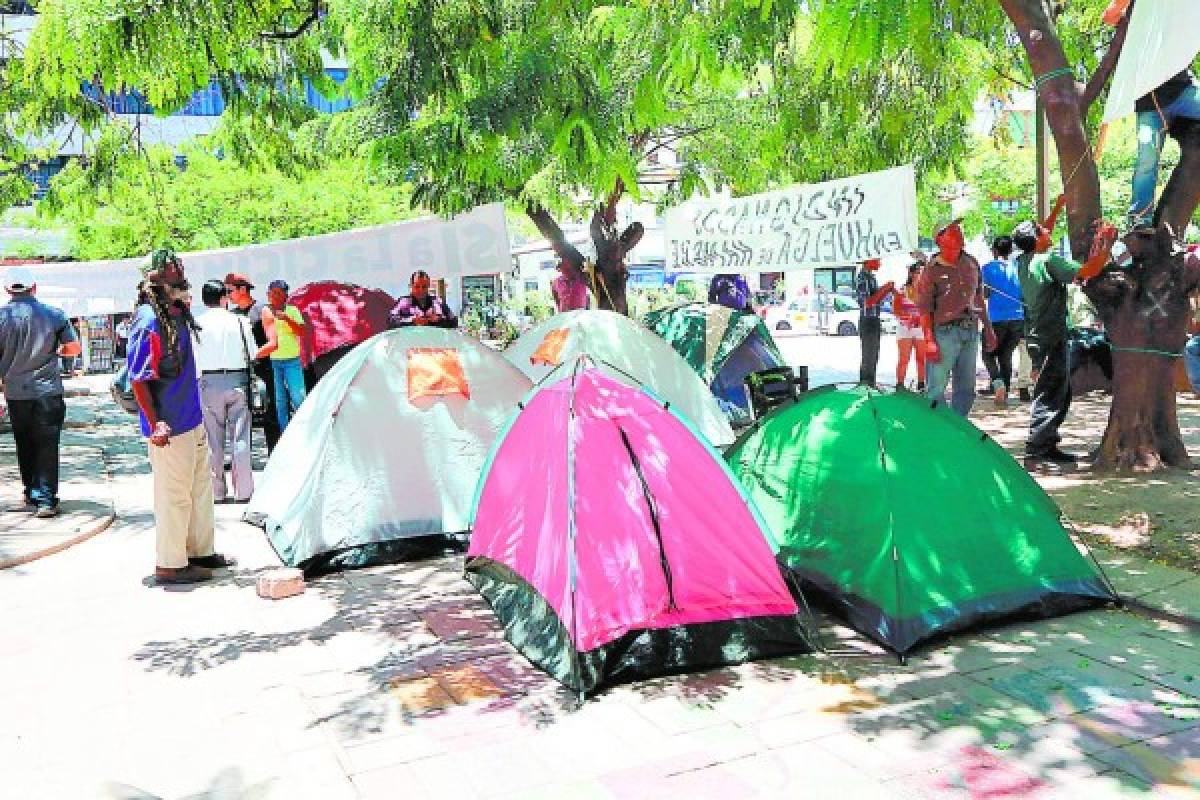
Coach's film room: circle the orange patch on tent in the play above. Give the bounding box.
[407,348,470,400]
[530,328,570,366]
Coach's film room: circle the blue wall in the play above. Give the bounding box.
[81,70,354,118]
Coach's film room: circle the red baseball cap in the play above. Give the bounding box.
[224,272,255,289]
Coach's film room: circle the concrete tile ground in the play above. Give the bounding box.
[4,377,1200,798]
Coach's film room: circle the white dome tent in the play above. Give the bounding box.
[245,328,532,574]
[503,310,736,446]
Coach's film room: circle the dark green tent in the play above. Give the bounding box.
[725,384,1118,655]
[643,302,784,425]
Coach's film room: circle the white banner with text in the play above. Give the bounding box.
[664,165,919,272]
[20,203,510,317]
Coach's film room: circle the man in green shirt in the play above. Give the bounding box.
[1012,218,1115,470]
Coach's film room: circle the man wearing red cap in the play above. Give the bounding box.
[917,220,997,416]
[854,257,890,386]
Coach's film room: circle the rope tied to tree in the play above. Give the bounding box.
[1109,345,1183,358]
[1034,66,1076,91]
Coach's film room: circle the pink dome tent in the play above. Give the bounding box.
[466,364,813,696]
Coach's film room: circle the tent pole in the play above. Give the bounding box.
[784,568,827,654]
[566,373,585,699]
[865,389,907,663]
[1062,516,1125,608]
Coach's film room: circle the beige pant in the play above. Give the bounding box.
[148,424,216,569]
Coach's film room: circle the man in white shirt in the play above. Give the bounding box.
[194,279,265,503]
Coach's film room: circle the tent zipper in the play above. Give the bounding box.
[617,426,679,613]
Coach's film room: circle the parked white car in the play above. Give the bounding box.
[762,294,897,336]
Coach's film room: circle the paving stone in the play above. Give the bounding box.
[351,762,439,800]
[339,730,446,774]
[632,692,740,736]
[434,663,508,705]
[387,675,459,716]
[1093,553,1197,599]
[1133,579,1200,623]
[1090,726,1200,792]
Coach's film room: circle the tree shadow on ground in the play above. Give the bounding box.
[975,393,1200,573]
[124,542,1200,795]
[101,767,274,799]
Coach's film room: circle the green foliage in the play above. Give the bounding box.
[630,287,681,322]
[325,0,798,217]
[518,289,555,323]
[24,0,330,117]
[37,145,415,260]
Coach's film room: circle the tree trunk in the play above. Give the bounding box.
[1085,125,1200,470]
[589,203,643,316]
[1000,0,1200,472]
[1086,229,1199,469]
[525,199,643,316]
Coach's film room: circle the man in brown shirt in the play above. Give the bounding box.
[917,220,996,416]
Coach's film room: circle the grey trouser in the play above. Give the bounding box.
[200,372,254,502]
[926,321,980,417]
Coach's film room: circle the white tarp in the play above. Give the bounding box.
[664,165,919,273]
[1103,0,1200,123]
[17,203,510,317]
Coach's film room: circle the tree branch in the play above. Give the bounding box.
[1156,119,1200,235]
[1080,0,1134,112]
[999,0,1102,260]
[991,63,1033,91]
[642,125,717,160]
[526,205,586,281]
[261,1,321,40]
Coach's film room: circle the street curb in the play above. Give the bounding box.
[0,510,116,570]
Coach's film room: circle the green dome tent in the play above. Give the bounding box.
[642,302,785,426]
[726,384,1118,656]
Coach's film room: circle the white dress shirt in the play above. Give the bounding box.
[194,306,258,372]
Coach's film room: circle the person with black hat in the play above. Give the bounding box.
[1011,211,1117,471]
[0,266,81,517]
[128,250,236,584]
[225,272,282,453]
[262,279,308,433]
[854,257,889,386]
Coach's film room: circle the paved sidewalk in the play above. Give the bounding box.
[0,381,117,568]
[4,375,1200,798]
[1094,547,1200,626]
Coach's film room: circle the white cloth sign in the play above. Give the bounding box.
[18,203,510,316]
[664,165,919,273]
[1103,0,1200,123]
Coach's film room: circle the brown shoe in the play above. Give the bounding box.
[994,385,1007,409]
[154,565,213,585]
[189,553,238,569]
